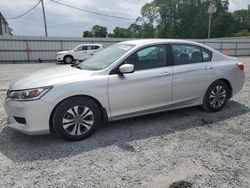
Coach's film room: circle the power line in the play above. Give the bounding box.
[50,0,135,21]
[5,0,41,19]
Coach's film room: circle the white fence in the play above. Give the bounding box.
[0,35,250,63]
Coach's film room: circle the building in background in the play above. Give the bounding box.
[0,12,13,36]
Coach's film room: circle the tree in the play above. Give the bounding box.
[91,25,108,38]
[141,2,158,25]
[212,11,236,38]
[234,29,250,37]
[128,23,143,38]
[83,31,93,37]
[107,33,114,38]
[113,27,132,38]
[233,10,250,32]
[137,3,158,38]
[82,0,249,39]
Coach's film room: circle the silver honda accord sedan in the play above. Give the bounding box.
[4,39,245,141]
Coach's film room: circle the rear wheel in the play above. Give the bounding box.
[64,56,73,64]
[202,80,229,112]
[52,96,101,141]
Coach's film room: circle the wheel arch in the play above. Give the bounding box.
[49,95,108,133]
[63,54,74,61]
[217,78,233,99]
[206,78,232,100]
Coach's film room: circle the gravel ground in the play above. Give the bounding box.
[0,58,249,188]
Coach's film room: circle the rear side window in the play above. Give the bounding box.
[202,48,212,62]
[171,44,212,65]
[87,46,92,50]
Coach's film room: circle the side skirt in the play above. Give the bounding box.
[109,97,201,121]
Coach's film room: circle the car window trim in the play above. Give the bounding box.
[200,47,213,62]
[170,43,212,66]
[110,44,171,75]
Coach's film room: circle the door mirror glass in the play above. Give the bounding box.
[119,64,134,74]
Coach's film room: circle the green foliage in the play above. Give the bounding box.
[212,11,236,38]
[83,31,93,37]
[141,2,158,25]
[234,29,250,37]
[91,25,108,38]
[128,23,143,38]
[82,25,108,38]
[83,0,250,39]
[113,27,132,38]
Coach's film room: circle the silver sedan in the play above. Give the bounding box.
[4,39,245,141]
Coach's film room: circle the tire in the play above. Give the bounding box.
[52,96,101,141]
[202,80,230,112]
[63,55,73,64]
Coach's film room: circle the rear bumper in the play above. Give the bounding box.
[4,99,54,135]
[231,72,245,96]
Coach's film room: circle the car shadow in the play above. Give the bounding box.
[0,100,249,162]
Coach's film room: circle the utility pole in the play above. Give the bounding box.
[207,0,216,39]
[41,0,48,36]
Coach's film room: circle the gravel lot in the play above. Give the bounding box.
[0,58,249,188]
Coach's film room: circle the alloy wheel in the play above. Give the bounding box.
[65,57,72,64]
[62,105,94,136]
[209,85,227,108]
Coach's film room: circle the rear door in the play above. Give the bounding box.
[170,44,214,106]
[90,45,101,55]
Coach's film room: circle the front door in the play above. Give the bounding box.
[108,44,173,118]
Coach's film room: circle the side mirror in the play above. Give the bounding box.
[119,64,134,74]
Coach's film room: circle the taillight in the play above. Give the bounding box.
[236,62,244,72]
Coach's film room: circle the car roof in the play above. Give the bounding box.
[120,39,217,53]
[79,44,103,46]
[120,39,203,46]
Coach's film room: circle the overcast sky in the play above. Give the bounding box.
[0,0,249,37]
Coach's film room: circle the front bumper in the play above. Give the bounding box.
[56,54,64,62]
[4,99,54,135]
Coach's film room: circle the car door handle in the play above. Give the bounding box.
[203,66,214,70]
[159,72,172,77]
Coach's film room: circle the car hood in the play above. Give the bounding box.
[9,65,94,90]
[57,50,72,54]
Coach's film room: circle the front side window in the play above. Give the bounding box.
[125,45,167,71]
[75,45,87,51]
[92,45,100,50]
[172,44,213,65]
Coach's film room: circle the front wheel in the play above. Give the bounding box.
[52,97,101,141]
[202,80,229,112]
[64,56,73,64]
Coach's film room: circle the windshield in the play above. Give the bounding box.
[73,45,83,51]
[78,43,134,70]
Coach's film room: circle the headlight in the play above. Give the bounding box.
[7,86,52,101]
